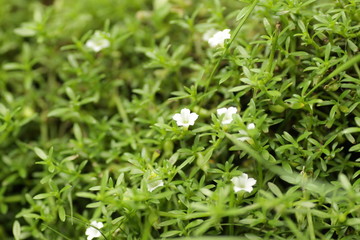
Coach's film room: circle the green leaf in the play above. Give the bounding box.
[355,117,360,127]
[349,143,360,152]
[347,39,358,52]
[346,218,360,226]
[33,192,56,199]
[229,85,251,92]
[65,87,76,100]
[14,27,36,37]
[324,43,331,61]
[73,123,82,141]
[185,219,204,230]
[289,102,304,109]
[160,230,182,238]
[268,182,283,197]
[34,147,48,160]
[158,219,178,227]
[58,206,66,222]
[311,209,331,218]
[297,131,312,142]
[219,71,233,84]
[2,63,24,70]
[339,174,351,190]
[343,127,360,134]
[13,221,21,240]
[263,18,272,36]
[48,108,70,117]
[267,90,281,97]
[269,104,285,113]
[86,202,102,208]
[236,5,251,21]
[282,131,296,144]
[76,192,97,199]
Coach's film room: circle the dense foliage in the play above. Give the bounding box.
[1,0,360,239]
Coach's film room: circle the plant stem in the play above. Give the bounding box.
[304,54,360,98]
[202,0,260,98]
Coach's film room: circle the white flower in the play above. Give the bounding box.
[85,221,104,240]
[85,31,110,52]
[172,108,199,127]
[217,107,237,125]
[231,173,256,193]
[238,123,256,141]
[147,179,164,192]
[202,29,217,41]
[208,29,231,47]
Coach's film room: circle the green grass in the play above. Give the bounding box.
[1,0,360,239]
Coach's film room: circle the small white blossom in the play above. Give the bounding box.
[85,31,110,52]
[231,173,256,193]
[238,123,256,141]
[217,107,237,125]
[208,29,231,47]
[172,108,199,127]
[202,29,217,41]
[147,179,164,192]
[85,221,103,240]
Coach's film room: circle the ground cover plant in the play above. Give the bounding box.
[1,0,360,239]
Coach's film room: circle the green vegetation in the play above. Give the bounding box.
[1,0,360,239]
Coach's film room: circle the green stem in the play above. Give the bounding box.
[307,211,316,240]
[353,61,360,78]
[228,190,235,235]
[113,94,129,124]
[284,216,303,239]
[41,224,72,240]
[202,0,260,95]
[304,54,360,98]
[264,23,280,83]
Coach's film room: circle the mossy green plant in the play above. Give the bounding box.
[1,0,360,239]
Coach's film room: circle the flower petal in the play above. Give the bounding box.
[239,173,248,181]
[247,178,257,186]
[227,106,237,114]
[180,108,191,116]
[231,176,241,183]
[244,186,253,193]
[222,29,231,38]
[172,113,182,121]
[189,113,199,122]
[233,186,242,193]
[217,108,227,115]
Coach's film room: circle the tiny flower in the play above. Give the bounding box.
[85,221,104,240]
[85,31,110,52]
[172,108,199,127]
[208,29,231,47]
[238,123,256,141]
[202,29,217,41]
[231,173,256,193]
[217,107,237,125]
